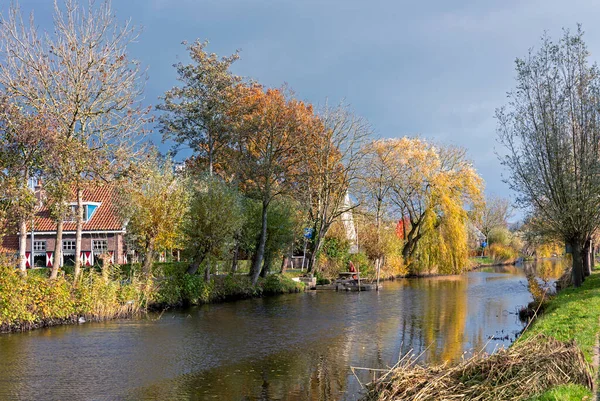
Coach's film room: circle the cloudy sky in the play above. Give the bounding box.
[12,0,600,211]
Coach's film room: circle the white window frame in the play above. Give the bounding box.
[92,240,108,254]
[62,240,76,252]
[33,240,46,252]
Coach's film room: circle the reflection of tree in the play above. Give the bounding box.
[130,341,354,401]
[402,277,468,363]
[522,259,565,282]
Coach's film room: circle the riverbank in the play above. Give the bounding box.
[0,261,304,334]
[362,266,599,401]
[519,270,600,400]
[469,256,517,269]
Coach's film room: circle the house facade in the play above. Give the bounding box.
[1,185,127,268]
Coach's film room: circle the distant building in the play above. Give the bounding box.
[341,192,358,254]
[1,185,127,268]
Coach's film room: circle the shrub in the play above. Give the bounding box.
[261,274,304,295]
[0,260,146,332]
[488,243,518,262]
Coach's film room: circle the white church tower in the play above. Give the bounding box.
[340,192,358,254]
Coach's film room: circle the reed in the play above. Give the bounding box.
[361,335,592,401]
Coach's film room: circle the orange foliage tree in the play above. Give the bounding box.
[230,85,319,284]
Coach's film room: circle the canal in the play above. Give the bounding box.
[0,260,564,400]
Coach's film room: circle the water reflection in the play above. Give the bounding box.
[0,260,566,401]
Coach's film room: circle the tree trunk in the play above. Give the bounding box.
[583,239,592,277]
[73,187,84,280]
[186,253,205,275]
[280,248,291,274]
[204,260,211,282]
[376,257,381,291]
[50,219,64,279]
[231,241,239,273]
[250,202,268,285]
[571,240,584,288]
[307,235,324,273]
[18,218,28,273]
[142,237,155,277]
[260,249,272,278]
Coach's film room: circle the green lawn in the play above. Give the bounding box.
[470,256,495,265]
[527,384,591,401]
[521,271,600,400]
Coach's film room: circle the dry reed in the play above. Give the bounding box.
[361,335,592,401]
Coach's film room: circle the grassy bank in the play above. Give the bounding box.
[0,260,304,334]
[519,270,600,400]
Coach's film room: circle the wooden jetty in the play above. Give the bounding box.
[316,271,380,291]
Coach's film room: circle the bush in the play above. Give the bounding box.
[154,272,304,307]
[261,274,304,295]
[488,243,518,262]
[0,261,146,333]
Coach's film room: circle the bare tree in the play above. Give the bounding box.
[497,26,600,287]
[300,103,370,273]
[0,0,148,279]
[474,195,512,244]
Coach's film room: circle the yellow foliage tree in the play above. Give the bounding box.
[377,137,483,274]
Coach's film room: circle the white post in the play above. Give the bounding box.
[30,217,34,268]
[301,237,307,271]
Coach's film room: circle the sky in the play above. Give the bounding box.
[11,0,600,215]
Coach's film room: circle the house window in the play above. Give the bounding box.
[65,203,100,222]
[63,240,76,251]
[33,241,46,251]
[93,240,108,254]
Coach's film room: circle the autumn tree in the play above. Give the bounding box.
[0,99,55,272]
[158,40,242,176]
[497,27,600,286]
[0,0,148,279]
[381,138,483,273]
[298,103,369,273]
[231,85,317,284]
[122,155,189,277]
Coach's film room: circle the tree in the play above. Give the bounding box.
[231,85,317,284]
[185,178,244,281]
[158,40,241,177]
[298,103,369,273]
[258,198,299,277]
[474,195,512,247]
[497,27,600,287]
[0,0,148,279]
[122,155,189,277]
[355,139,397,283]
[0,99,54,272]
[381,138,483,273]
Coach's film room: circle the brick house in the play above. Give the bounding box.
[1,185,127,268]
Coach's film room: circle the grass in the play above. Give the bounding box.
[526,384,591,401]
[520,270,600,400]
[470,256,495,265]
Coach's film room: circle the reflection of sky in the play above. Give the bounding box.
[0,260,565,401]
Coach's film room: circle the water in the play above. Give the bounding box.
[0,260,564,401]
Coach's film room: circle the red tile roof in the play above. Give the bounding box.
[31,185,125,233]
[0,234,18,254]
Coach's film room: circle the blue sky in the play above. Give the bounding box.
[11,0,600,211]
